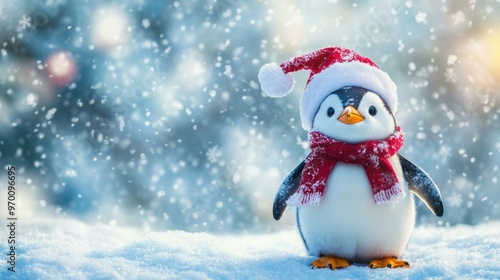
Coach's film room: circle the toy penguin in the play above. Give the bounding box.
[258,47,444,270]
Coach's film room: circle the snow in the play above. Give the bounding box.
[1,217,499,279]
[17,15,31,29]
[415,12,427,23]
[447,55,458,65]
[44,108,57,120]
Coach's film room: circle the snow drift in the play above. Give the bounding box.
[1,217,499,279]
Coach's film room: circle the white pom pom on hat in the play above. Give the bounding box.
[257,63,295,97]
[257,47,398,131]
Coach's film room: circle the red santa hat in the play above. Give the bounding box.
[258,47,398,131]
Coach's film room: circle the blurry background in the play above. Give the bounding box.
[0,0,498,232]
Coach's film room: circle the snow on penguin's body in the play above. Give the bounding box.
[260,47,444,270]
[297,88,415,263]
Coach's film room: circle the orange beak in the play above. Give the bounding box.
[337,105,365,124]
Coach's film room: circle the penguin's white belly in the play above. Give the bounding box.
[298,156,415,263]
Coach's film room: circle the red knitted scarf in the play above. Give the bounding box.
[287,127,405,206]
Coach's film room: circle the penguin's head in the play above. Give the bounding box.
[311,86,397,143]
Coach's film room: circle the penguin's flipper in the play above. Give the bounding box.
[399,154,444,217]
[273,159,305,220]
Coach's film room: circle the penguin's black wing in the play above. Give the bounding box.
[399,154,444,217]
[273,159,306,220]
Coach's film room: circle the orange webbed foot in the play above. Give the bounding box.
[368,257,410,269]
[311,256,350,270]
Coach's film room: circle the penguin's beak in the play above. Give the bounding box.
[337,105,365,124]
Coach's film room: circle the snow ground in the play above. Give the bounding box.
[1,217,499,279]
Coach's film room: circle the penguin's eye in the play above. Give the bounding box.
[327,107,335,117]
[369,106,377,116]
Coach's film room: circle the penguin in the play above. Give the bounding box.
[272,87,444,270]
[259,46,444,270]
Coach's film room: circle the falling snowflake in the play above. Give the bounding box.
[18,15,32,29]
[0,8,4,20]
[156,190,165,198]
[438,145,452,160]
[232,173,241,184]
[211,0,233,19]
[206,146,221,163]
[448,192,463,207]
[444,68,457,83]
[142,19,150,28]
[447,55,458,65]
[451,11,465,25]
[415,12,427,23]
[45,108,57,120]
[469,0,476,10]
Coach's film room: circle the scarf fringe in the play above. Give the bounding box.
[373,183,406,205]
[286,192,322,207]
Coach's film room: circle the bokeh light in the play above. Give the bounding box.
[46,51,77,86]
